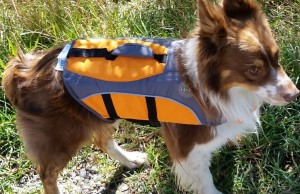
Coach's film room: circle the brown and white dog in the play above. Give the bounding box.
[2,0,299,193]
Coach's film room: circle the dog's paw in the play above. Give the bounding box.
[201,187,223,194]
[121,151,147,169]
[212,190,223,194]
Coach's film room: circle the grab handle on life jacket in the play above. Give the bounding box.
[111,43,166,63]
[68,40,168,63]
[112,43,154,58]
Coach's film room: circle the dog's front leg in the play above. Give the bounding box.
[173,145,222,194]
[161,123,223,194]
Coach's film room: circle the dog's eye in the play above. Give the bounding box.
[248,67,259,75]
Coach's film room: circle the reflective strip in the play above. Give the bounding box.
[55,44,71,71]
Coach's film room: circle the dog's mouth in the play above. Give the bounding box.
[260,91,299,106]
[262,97,290,106]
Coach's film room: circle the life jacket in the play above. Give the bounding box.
[56,38,219,126]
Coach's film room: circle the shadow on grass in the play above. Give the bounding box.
[101,149,238,194]
[212,147,238,194]
[100,166,135,194]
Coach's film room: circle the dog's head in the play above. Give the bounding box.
[195,0,299,106]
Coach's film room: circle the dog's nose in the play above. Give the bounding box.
[283,89,300,102]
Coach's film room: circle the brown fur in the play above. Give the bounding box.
[2,0,299,193]
[161,123,214,160]
[195,0,279,98]
[3,48,114,193]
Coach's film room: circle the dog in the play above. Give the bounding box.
[2,0,299,193]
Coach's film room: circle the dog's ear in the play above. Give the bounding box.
[223,0,261,20]
[197,0,226,35]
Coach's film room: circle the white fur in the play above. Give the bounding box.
[214,87,262,126]
[257,85,285,105]
[106,139,147,169]
[257,68,298,106]
[173,144,222,194]
[183,38,201,88]
[277,70,293,86]
[106,37,296,193]
[174,38,265,194]
[174,87,262,194]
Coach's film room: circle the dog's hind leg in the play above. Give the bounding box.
[16,113,92,194]
[93,121,147,169]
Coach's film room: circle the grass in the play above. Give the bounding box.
[0,0,299,193]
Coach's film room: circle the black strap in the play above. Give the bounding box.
[153,54,167,63]
[67,48,118,60]
[145,97,160,127]
[67,48,167,63]
[101,94,120,120]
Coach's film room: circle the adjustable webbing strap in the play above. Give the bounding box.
[67,48,117,60]
[101,94,120,120]
[153,54,167,63]
[67,48,167,63]
[101,95,160,127]
[145,97,160,127]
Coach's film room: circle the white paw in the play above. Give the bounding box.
[200,187,223,194]
[106,140,147,169]
[121,151,147,169]
[57,187,63,194]
[213,190,223,194]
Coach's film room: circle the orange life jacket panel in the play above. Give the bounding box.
[56,38,221,126]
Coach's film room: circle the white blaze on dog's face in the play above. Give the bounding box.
[196,0,299,105]
[257,66,299,106]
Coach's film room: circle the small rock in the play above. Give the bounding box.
[74,176,82,181]
[91,166,98,171]
[82,184,90,190]
[71,172,77,178]
[80,169,87,178]
[120,184,129,192]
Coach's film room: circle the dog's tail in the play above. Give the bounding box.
[2,48,63,112]
[2,51,37,108]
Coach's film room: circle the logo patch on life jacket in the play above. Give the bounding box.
[178,82,193,98]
